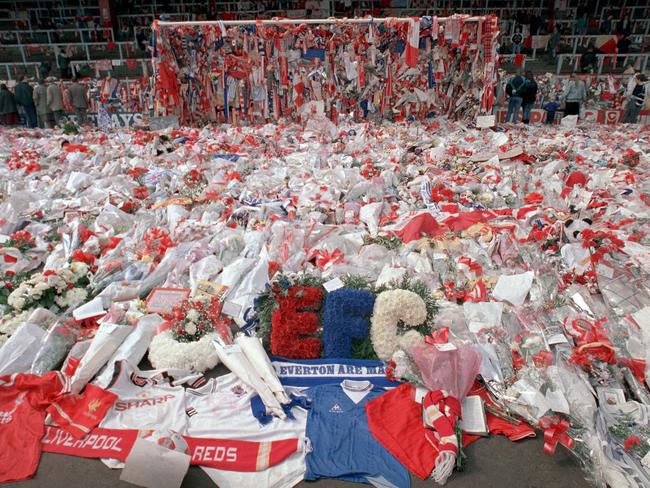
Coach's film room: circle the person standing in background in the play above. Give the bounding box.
[521,71,538,124]
[563,73,587,118]
[33,78,51,128]
[57,50,71,79]
[548,25,560,62]
[511,26,523,54]
[46,78,65,126]
[621,74,647,123]
[543,96,561,124]
[576,13,588,35]
[14,76,37,128]
[0,84,19,126]
[504,70,526,124]
[68,77,88,125]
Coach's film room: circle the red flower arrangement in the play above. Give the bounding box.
[430,184,455,203]
[5,149,41,174]
[119,199,140,214]
[133,186,149,200]
[271,286,323,359]
[624,435,641,451]
[71,249,96,266]
[360,163,380,179]
[3,230,36,252]
[128,166,149,181]
[137,227,173,267]
[165,296,231,343]
[580,229,625,264]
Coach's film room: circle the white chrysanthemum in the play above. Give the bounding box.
[186,309,200,322]
[63,288,88,308]
[0,310,32,335]
[47,274,67,292]
[370,289,427,361]
[58,269,76,284]
[7,290,26,311]
[148,330,219,372]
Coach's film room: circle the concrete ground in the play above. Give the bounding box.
[6,424,591,488]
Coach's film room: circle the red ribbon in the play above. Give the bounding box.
[565,317,616,367]
[424,327,450,345]
[539,416,574,455]
[313,248,344,271]
[457,256,483,276]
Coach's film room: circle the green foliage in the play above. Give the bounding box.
[62,120,80,135]
[363,234,403,250]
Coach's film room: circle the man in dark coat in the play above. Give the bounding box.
[14,76,37,128]
[522,71,538,124]
[0,84,19,126]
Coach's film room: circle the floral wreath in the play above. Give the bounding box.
[148,295,231,372]
[254,274,437,360]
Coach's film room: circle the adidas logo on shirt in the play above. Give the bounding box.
[329,403,344,414]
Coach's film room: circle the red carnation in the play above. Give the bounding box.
[133,186,149,200]
[624,435,641,451]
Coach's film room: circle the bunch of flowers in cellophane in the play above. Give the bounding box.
[213,332,291,419]
[135,226,175,270]
[0,307,57,367]
[30,314,83,375]
[544,360,609,487]
[148,294,230,372]
[389,332,481,485]
[595,253,650,320]
[4,262,90,311]
[0,225,55,276]
[595,399,650,487]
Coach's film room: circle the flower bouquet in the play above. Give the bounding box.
[5,262,91,314]
[148,295,231,372]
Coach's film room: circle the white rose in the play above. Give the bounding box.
[185,322,197,335]
[47,275,66,291]
[55,295,67,308]
[58,269,76,283]
[186,309,200,322]
[70,262,89,279]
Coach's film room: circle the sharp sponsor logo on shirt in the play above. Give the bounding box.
[42,427,125,454]
[114,394,175,411]
[329,403,344,414]
[192,445,238,464]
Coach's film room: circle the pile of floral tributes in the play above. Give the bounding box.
[0,113,648,487]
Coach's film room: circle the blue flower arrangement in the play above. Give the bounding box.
[323,288,375,358]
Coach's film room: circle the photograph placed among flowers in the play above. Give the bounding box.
[148,295,233,372]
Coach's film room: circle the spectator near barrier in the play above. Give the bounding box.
[14,75,37,128]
